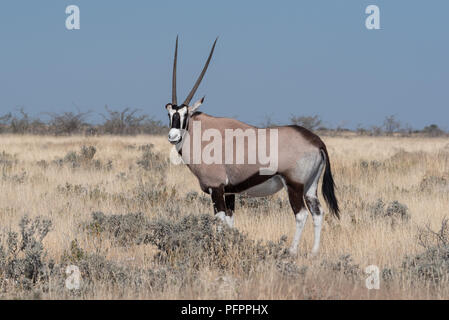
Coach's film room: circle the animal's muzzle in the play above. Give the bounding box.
[168,128,182,144]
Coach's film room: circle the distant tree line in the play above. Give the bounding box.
[0,108,446,137]
[0,107,168,135]
[264,114,447,138]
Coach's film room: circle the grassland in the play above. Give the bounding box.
[0,134,449,299]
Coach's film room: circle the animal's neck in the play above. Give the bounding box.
[175,113,203,155]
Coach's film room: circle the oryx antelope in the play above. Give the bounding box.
[165,37,339,255]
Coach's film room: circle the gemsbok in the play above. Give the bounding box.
[165,37,339,255]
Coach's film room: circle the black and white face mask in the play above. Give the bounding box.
[166,104,189,144]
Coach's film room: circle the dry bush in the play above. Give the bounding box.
[369,199,410,223]
[100,106,167,135]
[0,108,167,136]
[0,109,47,135]
[0,216,53,292]
[383,115,401,135]
[136,144,168,171]
[320,255,361,281]
[0,151,17,170]
[402,219,449,285]
[0,216,175,298]
[185,191,212,206]
[83,212,299,276]
[422,124,445,137]
[144,214,290,274]
[84,212,149,247]
[53,145,112,171]
[134,181,177,209]
[290,115,322,131]
[419,173,449,192]
[47,111,90,135]
[359,159,383,170]
[61,240,172,296]
[1,213,300,298]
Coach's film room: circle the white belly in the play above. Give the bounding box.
[240,175,285,197]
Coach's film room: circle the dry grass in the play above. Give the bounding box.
[0,134,449,299]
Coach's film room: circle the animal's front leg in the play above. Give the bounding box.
[210,187,232,227]
[224,194,235,228]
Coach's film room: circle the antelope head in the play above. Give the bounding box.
[165,36,217,145]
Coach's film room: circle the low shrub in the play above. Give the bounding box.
[419,173,449,192]
[53,145,112,171]
[369,199,410,223]
[402,219,449,285]
[320,254,361,281]
[83,212,293,276]
[136,144,168,172]
[0,216,53,291]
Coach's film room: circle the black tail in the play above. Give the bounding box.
[320,148,340,219]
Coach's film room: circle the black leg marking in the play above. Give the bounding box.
[224,173,274,194]
[305,194,324,254]
[225,194,235,217]
[305,196,322,216]
[210,187,226,214]
[286,183,305,214]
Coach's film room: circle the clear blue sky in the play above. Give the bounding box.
[0,0,448,129]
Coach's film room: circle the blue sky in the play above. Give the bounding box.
[0,0,448,129]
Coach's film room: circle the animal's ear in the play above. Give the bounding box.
[188,96,205,115]
[165,103,172,111]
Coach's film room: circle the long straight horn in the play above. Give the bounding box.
[172,36,178,105]
[183,37,218,106]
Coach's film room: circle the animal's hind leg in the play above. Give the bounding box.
[286,183,308,255]
[305,195,324,255]
[305,162,325,255]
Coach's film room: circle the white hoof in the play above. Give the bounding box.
[224,215,234,228]
[215,211,226,221]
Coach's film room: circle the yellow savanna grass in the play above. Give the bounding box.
[0,134,448,299]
